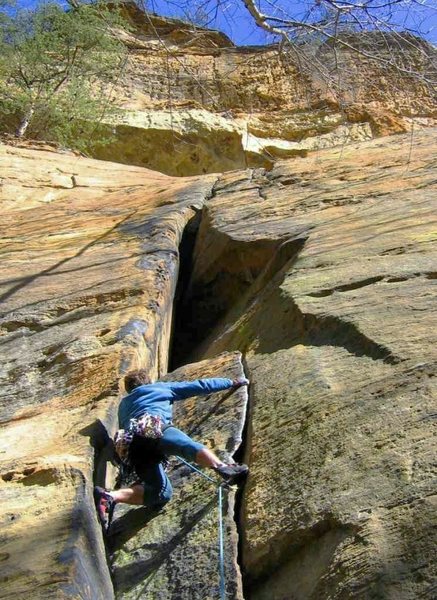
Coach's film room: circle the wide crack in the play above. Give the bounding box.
[167,207,257,598]
[168,210,202,370]
[170,224,307,369]
[167,211,308,599]
[166,192,406,598]
[109,175,402,597]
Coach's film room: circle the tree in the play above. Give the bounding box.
[0,1,129,150]
[240,0,436,87]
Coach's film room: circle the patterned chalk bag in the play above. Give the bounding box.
[114,413,164,464]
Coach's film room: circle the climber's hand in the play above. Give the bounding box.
[232,377,249,388]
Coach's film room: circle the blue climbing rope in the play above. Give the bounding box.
[176,455,217,483]
[218,485,225,600]
[176,456,227,600]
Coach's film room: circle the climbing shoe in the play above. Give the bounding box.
[215,463,249,485]
[94,486,116,533]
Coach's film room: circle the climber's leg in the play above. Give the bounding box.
[157,425,206,462]
[195,446,225,469]
[127,435,173,507]
[111,483,144,505]
[158,426,249,484]
[94,463,172,532]
[139,461,173,507]
[102,462,172,507]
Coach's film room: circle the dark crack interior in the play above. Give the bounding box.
[170,214,307,370]
[169,210,203,370]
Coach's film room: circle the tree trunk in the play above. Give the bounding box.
[15,106,35,138]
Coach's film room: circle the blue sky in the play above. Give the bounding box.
[145,0,437,45]
[8,0,437,45]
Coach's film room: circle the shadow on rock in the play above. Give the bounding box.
[111,497,217,593]
[108,505,166,552]
[79,419,116,487]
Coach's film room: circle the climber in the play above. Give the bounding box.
[94,369,249,531]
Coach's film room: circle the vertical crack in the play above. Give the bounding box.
[169,209,203,370]
[233,355,253,599]
[167,210,253,598]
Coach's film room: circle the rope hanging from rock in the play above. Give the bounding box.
[176,456,227,600]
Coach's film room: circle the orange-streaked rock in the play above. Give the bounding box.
[0,142,216,598]
[91,5,437,175]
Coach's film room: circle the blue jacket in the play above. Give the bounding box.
[118,378,234,429]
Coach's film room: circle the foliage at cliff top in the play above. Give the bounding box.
[0,0,129,151]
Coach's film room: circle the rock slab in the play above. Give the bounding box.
[0,142,216,598]
[190,128,437,599]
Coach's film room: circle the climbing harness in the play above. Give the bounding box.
[176,456,228,600]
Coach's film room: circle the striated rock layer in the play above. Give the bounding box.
[0,142,221,598]
[89,4,437,176]
[1,126,436,600]
[185,127,437,598]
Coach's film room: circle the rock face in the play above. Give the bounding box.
[89,4,437,176]
[1,123,436,600]
[0,142,218,597]
[185,127,437,598]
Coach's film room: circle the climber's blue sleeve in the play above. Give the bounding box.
[167,378,234,401]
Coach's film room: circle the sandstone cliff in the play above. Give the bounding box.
[0,141,218,597]
[185,129,437,598]
[88,3,437,176]
[1,124,436,599]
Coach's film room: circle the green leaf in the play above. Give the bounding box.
[0,0,129,150]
